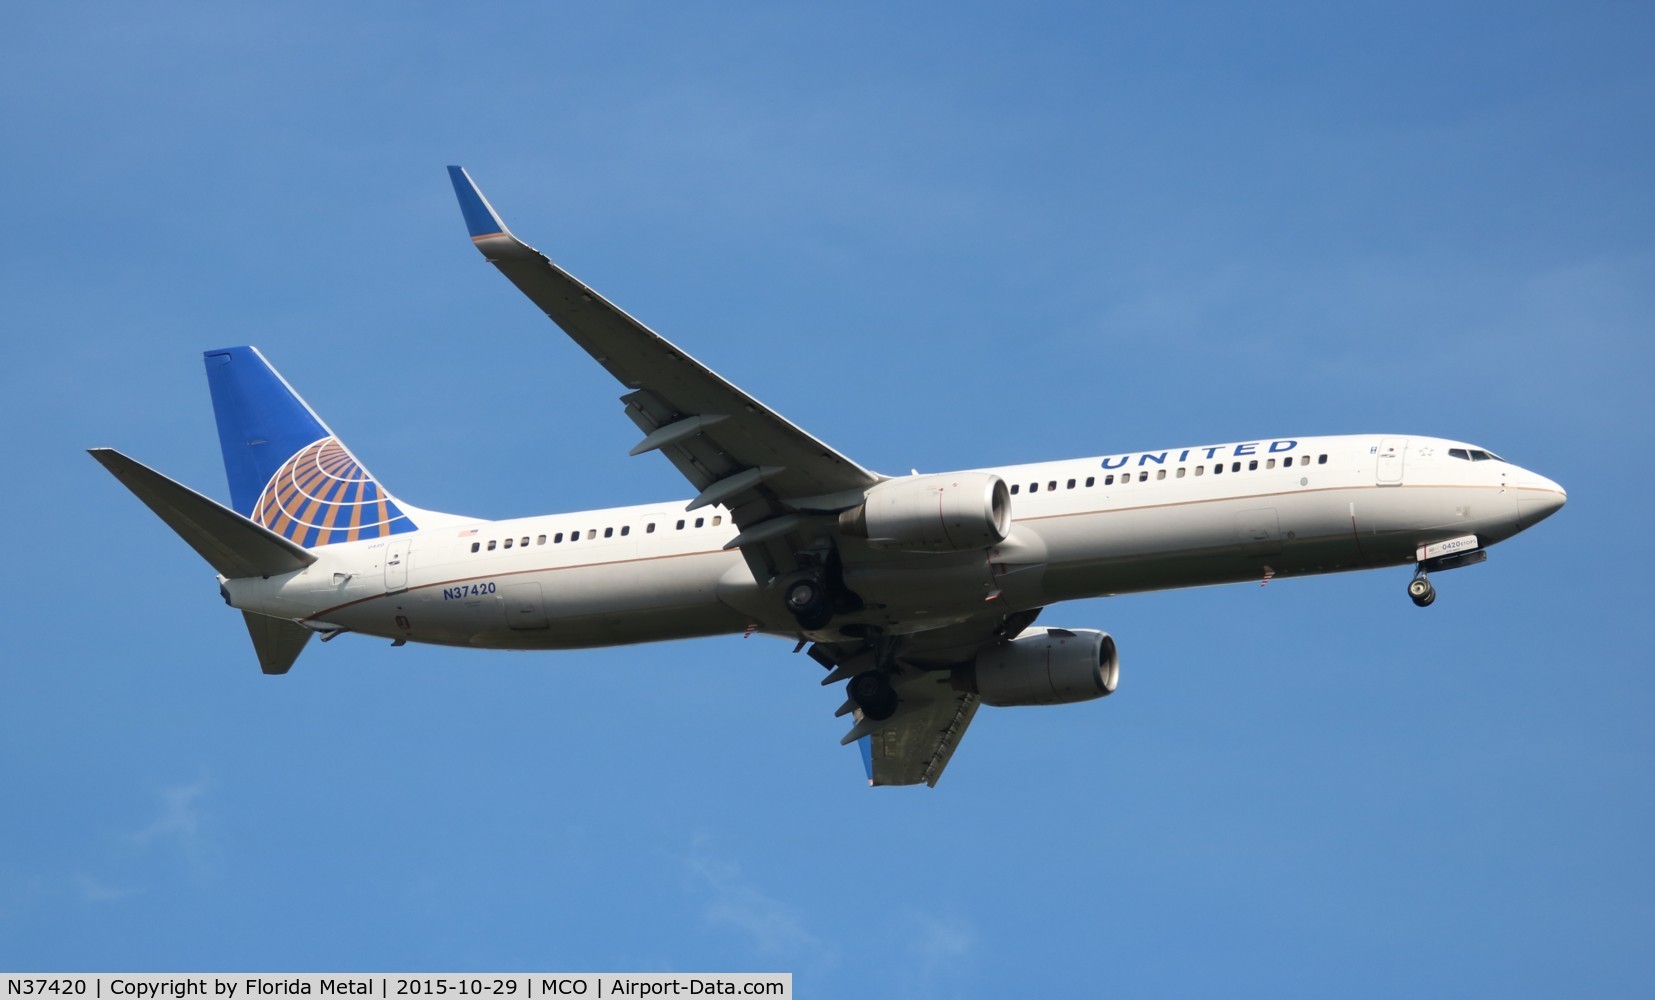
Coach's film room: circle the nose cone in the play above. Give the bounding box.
[1516,472,1567,529]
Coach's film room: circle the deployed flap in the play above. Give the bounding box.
[89,448,317,579]
[812,644,983,788]
[446,166,881,516]
[863,685,981,788]
[242,612,312,675]
[814,608,1042,787]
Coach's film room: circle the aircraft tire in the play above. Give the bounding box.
[786,577,832,629]
[1408,577,1435,607]
[849,671,898,721]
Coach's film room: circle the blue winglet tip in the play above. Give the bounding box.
[858,735,874,784]
[447,165,507,239]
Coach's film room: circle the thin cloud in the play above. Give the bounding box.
[686,838,836,970]
[126,774,221,877]
[74,872,141,903]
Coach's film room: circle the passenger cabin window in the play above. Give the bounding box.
[586,529,596,540]
[1284,456,1294,467]
[1067,479,1076,489]
[521,536,529,546]
[1085,477,1095,487]
[1048,481,1057,491]
[1248,460,1258,471]
[1176,468,1186,478]
[604,527,613,538]
[537,535,546,545]
[1010,484,1020,495]
[569,531,579,543]
[470,542,480,553]
[555,532,564,543]
[1231,462,1241,473]
[646,523,656,533]
[1030,483,1039,493]
[1213,464,1223,475]
[694,517,705,528]
[1266,459,1276,469]
[1104,474,1115,485]
[1138,471,1149,482]
[487,540,497,551]
[1318,454,1328,464]
[676,519,686,530]
[621,525,631,536]
[503,538,513,549]
[1195,466,1204,476]
[1156,469,1166,480]
[712,516,722,526]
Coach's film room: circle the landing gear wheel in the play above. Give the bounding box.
[785,577,833,630]
[848,671,899,721]
[1408,576,1436,608]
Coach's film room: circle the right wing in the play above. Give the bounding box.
[859,685,982,788]
[811,607,1042,787]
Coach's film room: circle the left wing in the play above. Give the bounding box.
[447,166,881,545]
[447,166,1026,787]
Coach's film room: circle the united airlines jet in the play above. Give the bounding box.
[91,167,1567,786]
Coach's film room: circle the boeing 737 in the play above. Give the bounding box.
[91,167,1567,786]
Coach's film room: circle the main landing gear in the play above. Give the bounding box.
[847,669,898,721]
[783,550,862,632]
[1408,574,1436,608]
[785,577,834,631]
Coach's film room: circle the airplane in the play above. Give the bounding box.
[90,166,1568,787]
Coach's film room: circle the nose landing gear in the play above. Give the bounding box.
[1406,536,1488,607]
[1407,574,1436,608]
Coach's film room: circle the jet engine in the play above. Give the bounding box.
[953,627,1119,707]
[838,472,1010,553]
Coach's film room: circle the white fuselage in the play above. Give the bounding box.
[222,434,1565,650]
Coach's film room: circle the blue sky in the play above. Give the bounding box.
[3,1,1652,994]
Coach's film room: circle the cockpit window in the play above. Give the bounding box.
[1449,446,1506,462]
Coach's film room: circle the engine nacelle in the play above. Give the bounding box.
[954,627,1119,707]
[838,472,1010,553]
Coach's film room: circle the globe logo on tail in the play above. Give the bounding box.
[253,437,412,547]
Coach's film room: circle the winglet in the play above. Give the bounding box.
[447,165,510,239]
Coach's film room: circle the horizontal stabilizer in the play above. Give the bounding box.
[89,448,318,579]
[243,612,312,674]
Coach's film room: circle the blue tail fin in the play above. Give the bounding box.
[204,347,418,548]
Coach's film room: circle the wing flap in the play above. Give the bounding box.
[865,690,982,788]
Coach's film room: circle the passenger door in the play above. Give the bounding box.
[1376,437,1407,485]
[384,538,409,593]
